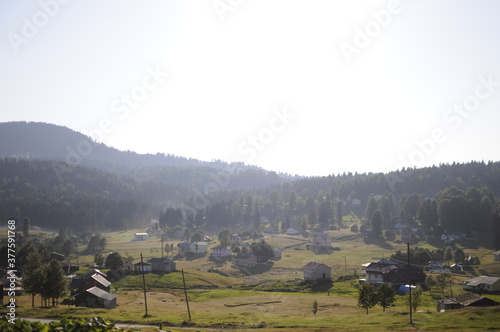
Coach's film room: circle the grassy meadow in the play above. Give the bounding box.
[8,225,500,330]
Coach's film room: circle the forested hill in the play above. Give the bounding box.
[0,121,286,178]
[0,157,288,231]
[190,161,500,237]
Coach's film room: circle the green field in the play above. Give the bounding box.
[8,226,500,331]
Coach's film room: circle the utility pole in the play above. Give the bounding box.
[182,269,192,322]
[140,253,148,317]
[407,242,413,325]
[343,256,347,274]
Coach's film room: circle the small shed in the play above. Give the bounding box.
[74,287,116,309]
[437,293,500,312]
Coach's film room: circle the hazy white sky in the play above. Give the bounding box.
[2,0,500,176]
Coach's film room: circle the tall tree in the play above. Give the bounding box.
[23,217,30,238]
[371,210,383,236]
[43,259,67,306]
[23,251,45,307]
[62,240,75,257]
[365,194,378,220]
[358,283,377,314]
[401,193,421,223]
[406,286,423,312]
[105,252,123,270]
[191,229,204,242]
[218,227,231,247]
[308,205,318,228]
[377,283,396,312]
[379,196,392,227]
[335,201,344,225]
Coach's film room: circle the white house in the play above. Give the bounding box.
[190,242,208,254]
[493,251,500,261]
[361,259,399,284]
[303,262,331,281]
[312,233,331,248]
[211,246,232,257]
[286,227,300,235]
[134,233,149,241]
[463,276,500,293]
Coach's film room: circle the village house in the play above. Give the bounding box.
[463,276,500,293]
[190,241,208,254]
[493,250,500,261]
[211,246,232,257]
[361,259,399,284]
[177,242,191,254]
[303,262,332,281]
[70,272,111,295]
[428,261,449,273]
[147,258,176,273]
[234,253,257,268]
[437,293,500,312]
[360,259,426,287]
[134,262,152,273]
[74,286,116,309]
[118,257,133,274]
[133,232,149,241]
[311,233,332,249]
[286,227,300,235]
[231,234,241,243]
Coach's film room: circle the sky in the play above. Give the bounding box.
[1,0,500,177]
